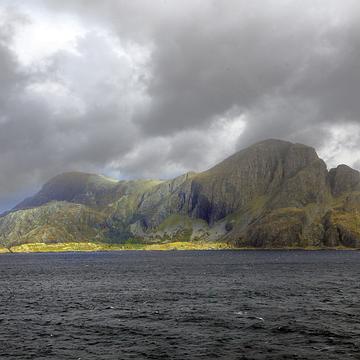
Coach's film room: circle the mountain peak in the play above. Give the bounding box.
[250,138,292,147]
[12,171,119,211]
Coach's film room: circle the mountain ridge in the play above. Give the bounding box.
[1,139,360,249]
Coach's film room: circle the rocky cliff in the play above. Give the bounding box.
[1,139,360,248]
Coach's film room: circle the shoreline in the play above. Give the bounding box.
[0,242,358,254]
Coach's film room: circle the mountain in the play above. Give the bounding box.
[1,139,360,249]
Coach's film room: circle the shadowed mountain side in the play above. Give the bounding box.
[1,139,360,249]
[12,172,163,211]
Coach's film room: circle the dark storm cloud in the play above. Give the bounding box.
[0,13,50,199]
[137,10,318,135]
[237,16,360,156]
[43,0,360,133]
[0,0,360,211]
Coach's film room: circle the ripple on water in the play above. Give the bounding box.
[0,250,359,359]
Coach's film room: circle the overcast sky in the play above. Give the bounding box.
[0,0,359,211]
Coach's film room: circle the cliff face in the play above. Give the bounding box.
[1,139,360,248]
[329,165,360,196]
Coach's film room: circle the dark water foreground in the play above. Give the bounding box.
[0,251,359,360]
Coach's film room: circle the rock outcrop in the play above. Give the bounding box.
[329,165,360,196]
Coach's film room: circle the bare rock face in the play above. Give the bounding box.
[329,165,360,196]
[187,139,292,223]
[273,158,330,208]
[181,140,330,231]
[185,140,328,224]
[2,139,360,248]
[283,143,320,178]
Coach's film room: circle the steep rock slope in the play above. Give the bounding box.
[129,140,332,246]
[322,165,360,248]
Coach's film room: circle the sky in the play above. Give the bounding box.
[0,0,359,211]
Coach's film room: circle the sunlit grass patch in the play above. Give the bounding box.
[143,242,231,250]
[10,242,122,253]
[9,241,234,253]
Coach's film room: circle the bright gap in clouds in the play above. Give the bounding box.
[318,123,360,170]
[10,6,85,66]
[7,3,152,121]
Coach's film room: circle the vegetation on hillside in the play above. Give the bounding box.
[1,139,360,250]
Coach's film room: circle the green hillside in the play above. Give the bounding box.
[1,139,360,251]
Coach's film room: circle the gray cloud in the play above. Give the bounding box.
[0,0,360,211]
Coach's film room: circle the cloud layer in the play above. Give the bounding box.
[0,0,360,211]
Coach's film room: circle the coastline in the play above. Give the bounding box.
[0,242,358,254]
[0,241,230,253]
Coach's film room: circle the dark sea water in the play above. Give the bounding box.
[0,250,359,360]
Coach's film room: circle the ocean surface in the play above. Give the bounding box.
[0,250,359,360]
